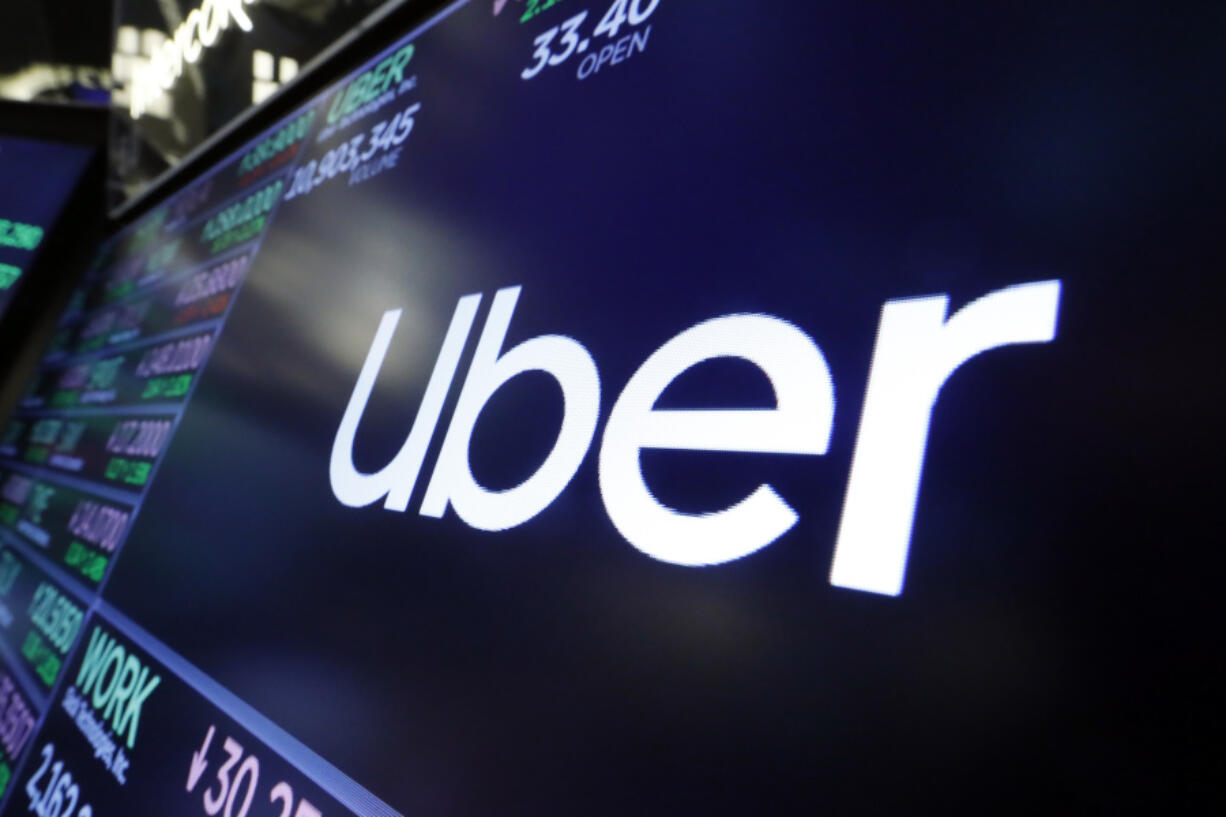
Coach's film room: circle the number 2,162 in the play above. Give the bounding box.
[24,743,93,817]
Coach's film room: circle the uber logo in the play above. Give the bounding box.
[331,280,1061,596]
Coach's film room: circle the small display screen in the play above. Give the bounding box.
[0,137,94,323]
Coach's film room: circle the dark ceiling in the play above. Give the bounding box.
[0,1,114,75]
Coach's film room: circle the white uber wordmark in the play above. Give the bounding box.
[330,280,1062,597]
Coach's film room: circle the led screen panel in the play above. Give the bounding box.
[0,89,322,810]
[0,137,94,324]
[0,1,1219,815]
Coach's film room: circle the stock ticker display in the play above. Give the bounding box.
[0,138,94,324]
[0,101,318,813]
[0,1,1218,815]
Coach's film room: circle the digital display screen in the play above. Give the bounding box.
[0,1,1217,815]
[0,137,94,324]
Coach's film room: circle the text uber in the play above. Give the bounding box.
[331,281,1061,596]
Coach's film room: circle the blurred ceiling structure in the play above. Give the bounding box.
[0,0,400,209]
[0,1,114,103]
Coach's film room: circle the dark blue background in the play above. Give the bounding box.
[0,136,94,321]
[106,1,1223,814]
